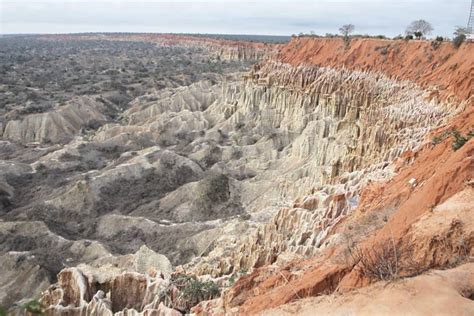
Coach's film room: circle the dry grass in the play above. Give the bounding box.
[348,240,400,281]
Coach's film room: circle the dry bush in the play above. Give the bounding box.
[161,274,220,313]
[348,240,400,281]
[345,234,424,282]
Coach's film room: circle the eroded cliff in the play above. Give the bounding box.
[200,38,474,314]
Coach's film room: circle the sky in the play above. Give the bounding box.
[0,0,471,37]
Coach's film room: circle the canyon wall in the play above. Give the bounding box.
[209,39,474,314]
[279,37,473,102]
[40,33,274,62]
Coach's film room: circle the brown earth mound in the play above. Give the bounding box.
[264,262,474,316]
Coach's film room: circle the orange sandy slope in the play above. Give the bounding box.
[279,37,473,103]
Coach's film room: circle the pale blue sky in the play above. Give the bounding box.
[0,0,471,37]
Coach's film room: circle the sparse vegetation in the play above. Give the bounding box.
[375,45,390,55]
[431,37,444,49]
[193,174,232,219]
[22,300,44,315]
[431,130,451,145]
[162,274,221,313]
[0,36,248,120]
[294,32,388,40]
[348,240,400,281]
[191,172,243,221]
[431,129,473,150]
[196,173,230,206]
[180,278,220,304]
[451,130,473,151]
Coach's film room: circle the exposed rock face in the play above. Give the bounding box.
[1,97,107,144]
[0,35,263,310]
[0,251,51,308]
[39,245,178,315]
[183,61,449,276]
[41,268,180,315]
[151,34,273,62]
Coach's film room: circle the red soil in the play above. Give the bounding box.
[279,38,473,103]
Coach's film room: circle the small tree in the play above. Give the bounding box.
[339,24,355,38]
[339,24,355,48]
[453,34,466,48]
[452,26,469,48]
[453,26,470,37]
[406,20,433,39]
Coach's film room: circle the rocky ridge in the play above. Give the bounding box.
[40,33,274,62]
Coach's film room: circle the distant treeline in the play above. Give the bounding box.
[0,33,292,44]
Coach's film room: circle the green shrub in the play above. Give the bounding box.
[431,130,451,145]
[431,135,443,144]
[164,274,221,313]
[431,40,442,50]
[23,300,44,315]
[453,34,466,49]
[180,278,220,304]
[432,129,473,150]
[196,173,230,206]
[451,130,469,151]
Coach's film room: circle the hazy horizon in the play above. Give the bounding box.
[0,31,292,37]
[1,0,472,37]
